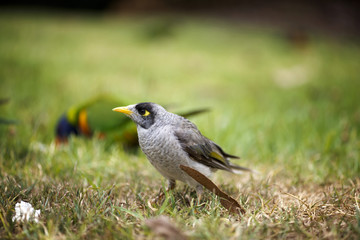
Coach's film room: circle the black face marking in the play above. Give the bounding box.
[135,102,155,129]
[138,108,146,115]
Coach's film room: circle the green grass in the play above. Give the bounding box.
[0,10,360,239]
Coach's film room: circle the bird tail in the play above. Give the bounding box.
[178,108,209,118]
[229,162,257,175]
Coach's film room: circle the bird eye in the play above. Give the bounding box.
[142,110,150,116]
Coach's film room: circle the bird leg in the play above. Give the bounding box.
[196,185,204,204]
[152,179,176,204]
[166,179,176,191]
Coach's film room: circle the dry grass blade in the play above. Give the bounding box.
[180,165,245,215]
[145,215,188,240]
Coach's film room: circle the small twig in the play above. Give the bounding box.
[0,98,10,105]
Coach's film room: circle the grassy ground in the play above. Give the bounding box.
[0,10,359,239]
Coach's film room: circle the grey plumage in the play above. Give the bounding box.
[113,102,250,193]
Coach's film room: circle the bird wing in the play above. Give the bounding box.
[173,119,241,172]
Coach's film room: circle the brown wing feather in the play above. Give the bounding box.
[173,118,242,172]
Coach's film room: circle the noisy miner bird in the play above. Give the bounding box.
[113,102,251,194]
[56,96,208,150]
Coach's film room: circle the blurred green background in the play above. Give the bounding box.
[1,9,359,180]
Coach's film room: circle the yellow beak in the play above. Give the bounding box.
[112,106,133,115]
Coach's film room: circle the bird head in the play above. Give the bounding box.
[113,102,165,129]
[55,114,79,144]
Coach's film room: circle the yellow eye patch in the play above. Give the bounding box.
[142,110,150,116]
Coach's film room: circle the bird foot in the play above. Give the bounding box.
[150,179,176,205]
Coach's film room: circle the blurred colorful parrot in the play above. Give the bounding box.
[55,96,208,149]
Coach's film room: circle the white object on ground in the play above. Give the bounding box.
[12,201,41,223]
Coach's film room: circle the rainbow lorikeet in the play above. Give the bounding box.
[55,96,208,149]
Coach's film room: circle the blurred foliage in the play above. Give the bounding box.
[0,11,359,180]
